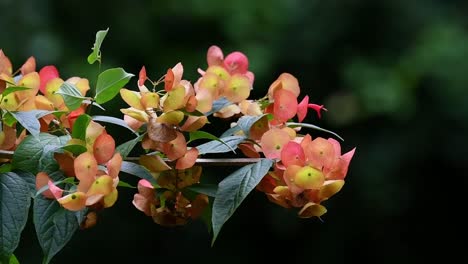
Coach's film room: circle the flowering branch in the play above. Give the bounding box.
[0,29,356,263]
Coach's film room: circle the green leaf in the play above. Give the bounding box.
[207,97,232,115]
[200,198,213,234]
[8,111,40,137]
[0,172,31,258]
[60,144,87,156]
[286,122,344,141]
[1,86,30,98]
[237,115,266,136]
[187,183,218,197]
[92,115,136,134]
[56,82,87,111]
[33,196,79,264]
[220,115,266,138]
[196,135,246,155]
[117,180,136,188]
[13,170,37,198]
[87,28,109,64]
[95,68,134,104]
[12,133,68,175]
[116,134,144,158]
[9,254,19,264]
[220,126,241,138]
[0,163,11,173]
[74,209,88,226]
[2,112,16,127]
[7,110,55,137]
[180,109,204,117]
[120,161,157,184]
[71,114,91,141]
[188,130,224,144]
[211,159,273,245]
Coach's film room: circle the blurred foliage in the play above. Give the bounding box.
[1,0,466,262]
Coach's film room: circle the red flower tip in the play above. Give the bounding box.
[39,65,59,94]
[308,104,327,119]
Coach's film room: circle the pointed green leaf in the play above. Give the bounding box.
[9,254,19,264]
[8,111,40,137]
[211,159,273,245]
[0,172,31,258]
[117,180,136,188]
[56,82,87,111]
[188,130,218,143]
[60,144,87,156]
[71,114,91,141]
[33,196,79,264]
[92,115,136,134]
[87,28,109,64]
[196,135,246,155]
[206,97,231,116]
[220,115,266,138]
[2,112,16,127]
[12,133,69,175]
[0,164,11,173]
[237,115,266,136]
[95,68,134,104]
[1,86,30,98]
[120,161,157,185]
[116,134,144,158]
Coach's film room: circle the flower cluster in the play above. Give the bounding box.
[0,31,355,262]
[0,51,90,151]
[258,136,355,217]
[36,120,122,211]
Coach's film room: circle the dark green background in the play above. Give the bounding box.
[1,0,466,263]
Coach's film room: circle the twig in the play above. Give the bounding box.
[0,150,261,166]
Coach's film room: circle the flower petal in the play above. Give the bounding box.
[260,128,290,159]
[281,141,305,167]
[58,192,87,211]
[176,147,199,170]
[319,180,344,201]
[120,88,144,110]
[224,74,251,103]
[207,45,224,66]
[93,133,115,164]
[107,153,122,178]
[103,189,118,208]
[298,202,327,218]
[74,152,98,191]
[273,89,298,123]
[297,95,309,122]
[54,152,76,177]
[36,172,54,199]
[224,51,249,74]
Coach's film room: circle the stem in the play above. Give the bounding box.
[286,122,344,141]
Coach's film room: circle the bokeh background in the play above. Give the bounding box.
[1,0,467,263]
